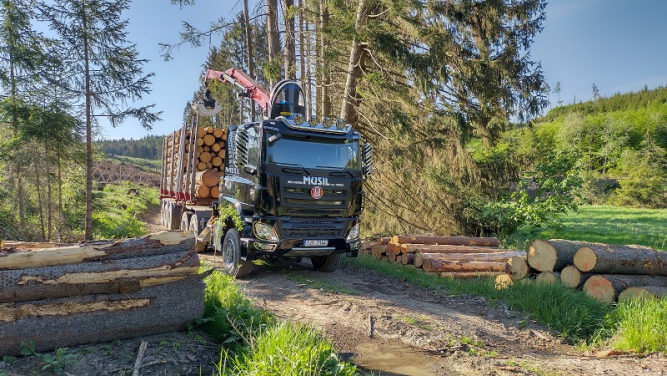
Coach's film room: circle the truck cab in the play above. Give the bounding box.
[212,116,372,277]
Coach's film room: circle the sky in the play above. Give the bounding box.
[101,0,667,140]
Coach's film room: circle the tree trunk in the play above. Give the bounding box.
[398,244,506,254]
[46,144,53,241]
[527,239,593,272]
[401,253,414,265]
[583,274,667,303]
[377,237,391,245]
[505,255,535,281]
[535,271,559,285]
[243,0,255,121]
[56,148,63,242]
[618,286,667,302]
[439,271,503,279]
[83,4,93,241]
[195,169,218,187]
[560,265,594,289]
[339,0,367,126]
[0,232,194,270]
[421,257,508,273]
[283,0,296,78]
[371,244,386,259]
[267,0,280,86]
[318,0,330,118]
[391,236,499,247]
[573,243,667,275]
[0,274,205,355]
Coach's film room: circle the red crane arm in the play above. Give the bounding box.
[205,69,270,116]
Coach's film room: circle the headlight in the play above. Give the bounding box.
[253,222,279,241]
[346,224,360,241]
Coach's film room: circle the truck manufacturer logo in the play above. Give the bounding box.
[286,176,345,188]
[311,186,323,200]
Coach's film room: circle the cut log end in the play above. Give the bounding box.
[527,239,557,272]
[573,247,597,272]
[495,274,514,290]
[535,271,559,285]
[506,256,529,280]
[618,286,667,302]
[583,275,616,303]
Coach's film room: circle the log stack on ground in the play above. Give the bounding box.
[527,239,594,273]
[0,232,206,355]
[582,274,667,303]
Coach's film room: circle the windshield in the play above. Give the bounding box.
[265,135,360,170]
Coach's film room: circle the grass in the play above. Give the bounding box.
[201,271,357,375]
[106,154,161,171]
[505,205,667,251]
[604,297,667,353]
[348,255,610,342]
[92,181,160,239]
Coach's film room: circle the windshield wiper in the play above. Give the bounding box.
[278,162,310,176]
[317,166,355,178]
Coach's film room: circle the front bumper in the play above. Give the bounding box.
[242,237,360,257]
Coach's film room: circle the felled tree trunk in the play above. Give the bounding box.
[618,286,667,302]
[391,236,499,247]
[397,244,506,254]
[582,274,667,303]
[535,271,560,285]
[528,239,593,272]
[560,265,594,289]
[574,243,667,275]
[505,256,535,281]
[421,257,507,273]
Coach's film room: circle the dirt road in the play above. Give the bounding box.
[204,254,666,376]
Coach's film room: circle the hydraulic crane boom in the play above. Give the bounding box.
[205,68,271,117]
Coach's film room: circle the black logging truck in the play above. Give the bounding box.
[159,68,372,277]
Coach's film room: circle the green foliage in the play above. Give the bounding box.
[18,342,75,376]
[91,181,159,239]
[96,135,163,161]
[202,271,356,375]
[506,206,667,251]
[603,297,667,353]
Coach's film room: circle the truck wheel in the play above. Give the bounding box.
[222,228,251,278]
[311,253,341,272]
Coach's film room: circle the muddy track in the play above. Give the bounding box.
[202,254,666,376]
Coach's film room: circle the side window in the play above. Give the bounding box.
[246,126,260,167]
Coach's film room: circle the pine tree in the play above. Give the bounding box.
[41,0,160,240]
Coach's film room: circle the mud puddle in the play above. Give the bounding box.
[353,342,450,375]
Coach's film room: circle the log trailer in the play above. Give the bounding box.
[160,68,373,276]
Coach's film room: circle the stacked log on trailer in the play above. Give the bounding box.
[510,239,667,303]
[162,126,227,199]
[0,232,207,355]
[368,235,526,279]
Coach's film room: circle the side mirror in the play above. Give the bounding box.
[235,127,249,168]
[362,142,373,176]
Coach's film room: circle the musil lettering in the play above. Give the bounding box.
[302,176,329,186]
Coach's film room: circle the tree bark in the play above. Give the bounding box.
[401,253,414,265]
[527,239,593,272]
[318,0,330,118]
[398,244,506,254]
[391,236,499,247]
[371,244,386,259]
[422,257,507,273]
[243,0,256,121]
[267,0,281,86]
[573,243,667,275]
[618,286,667,302]
[0,232,194,270]
[560,265,594,289]
[439,271,503,279]
[283,0,296,78]
[83,3,93,241]
[0,274,206,355]
[340,0,367,126]
[583,274,667,303]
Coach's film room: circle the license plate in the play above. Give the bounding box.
[303,240,328,247]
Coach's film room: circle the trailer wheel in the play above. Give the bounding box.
[311,253,341,272]
[189,214,208,252]
[222,229,251,278]
[180,211,192,232]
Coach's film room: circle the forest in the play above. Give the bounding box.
[1,0,665,243]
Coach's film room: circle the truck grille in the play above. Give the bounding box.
[279,218,346,238]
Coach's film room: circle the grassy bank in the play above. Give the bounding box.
[349,255,667,352]
[503,205,667,251]
[202,271,357,375]
[92,182,160,239]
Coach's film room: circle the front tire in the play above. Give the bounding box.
[311,253,341,272]
[222,229,252,278]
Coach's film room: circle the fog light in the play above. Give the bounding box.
[346,224,360,241]
[253,222,279,241]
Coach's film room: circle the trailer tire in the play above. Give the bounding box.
[311,253,341,272]
[189,214,208,252]
[222,229,251,278]
[180,211,192,232]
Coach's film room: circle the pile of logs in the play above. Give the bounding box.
[0,232,207,355]
[189,126,227,173]
[365,235,525,279]
[497,239,667,302]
